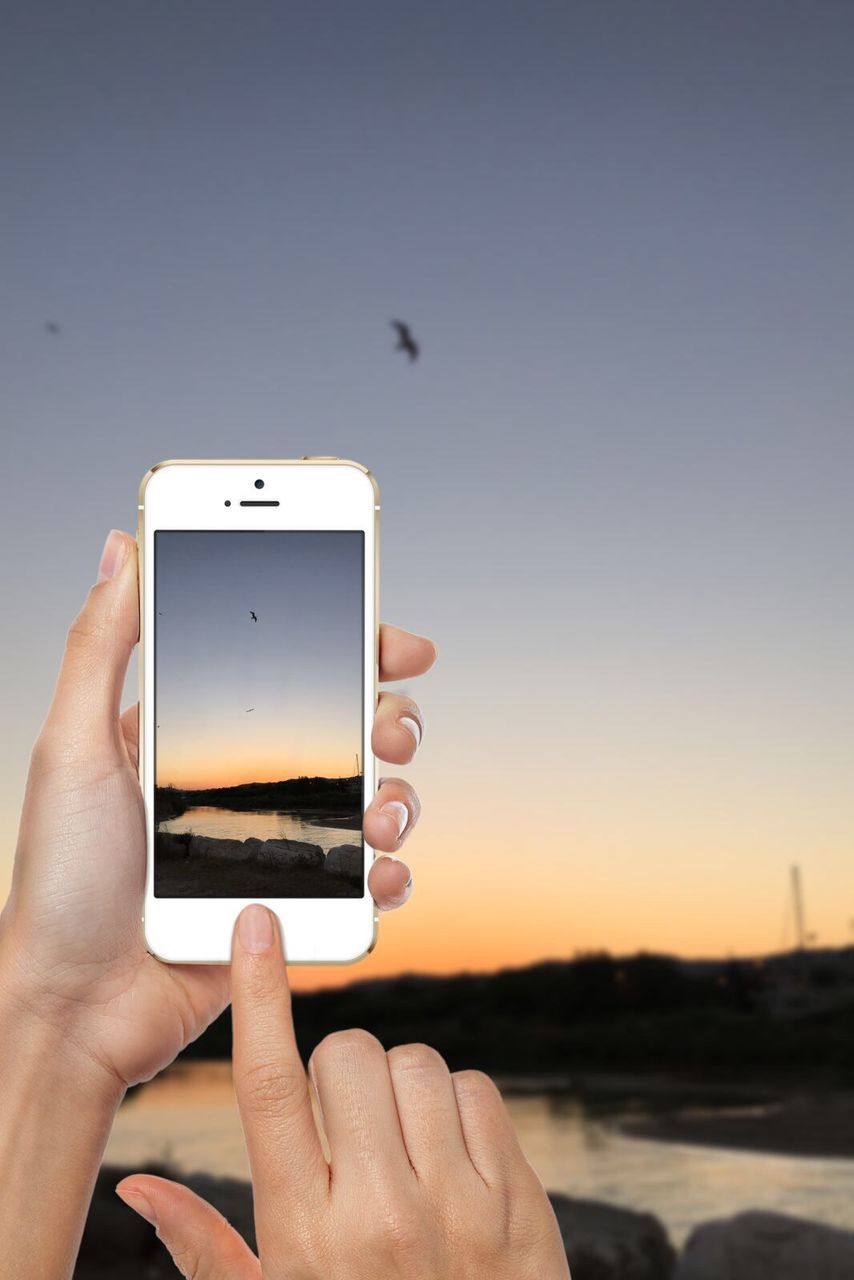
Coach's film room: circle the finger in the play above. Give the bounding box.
[372,692,424,764]
[120,703,139,768]
[364,777,420,852]
[368,856,412,912]
[452,1071,529,1188]
[43,531,138,754]
[116,1175,260,1280]
[308,1029,414,1189]
[231,906,328,1213]
[388,1043,470,1178]
[379,623,437,682]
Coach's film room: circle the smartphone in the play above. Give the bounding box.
[138,459,379,964]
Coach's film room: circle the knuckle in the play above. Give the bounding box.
[363,1197,424,1262]
[238,1055,306,1116]
[313,1027,383,1068]
[453,1068,502,1108]
[388,1042,447,1075]
[29,728,68,774]
[65,609,107,655]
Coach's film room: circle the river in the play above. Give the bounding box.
[160,805,355,852]
[105,1062,854,1246]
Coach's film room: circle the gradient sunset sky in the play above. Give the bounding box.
[2,2,853,990]
[155,531,363,790]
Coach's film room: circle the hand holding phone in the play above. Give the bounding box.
[116,906,571,1280]
[1,519,434,1091]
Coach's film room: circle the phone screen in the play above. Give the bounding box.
[153,530,365,899]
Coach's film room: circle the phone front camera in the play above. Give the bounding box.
[254,478,264,489]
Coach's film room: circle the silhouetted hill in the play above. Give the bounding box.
[155,776,360,818]
[181,947,854,1084]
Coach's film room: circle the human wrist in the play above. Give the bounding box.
[0,938,125,1280]
[0,933,127,1110]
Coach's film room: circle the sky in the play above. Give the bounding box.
[155,531,363,790]
[1,1,853,989]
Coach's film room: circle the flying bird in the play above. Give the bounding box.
[246,708,255,713]
[391,320,419,362]
[44,322,61,337]
[249,611,258,622]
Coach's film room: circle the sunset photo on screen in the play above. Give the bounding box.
[153,530,365,898]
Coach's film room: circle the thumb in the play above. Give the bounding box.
[45,530,139,747]
[116,1175,261,1280]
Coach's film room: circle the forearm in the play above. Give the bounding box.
[0,979,125,1280]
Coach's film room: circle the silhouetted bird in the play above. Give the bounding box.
[249,611,258,622]
[391,320,419,362]
[246,708,255,713]
[44,322,61,337]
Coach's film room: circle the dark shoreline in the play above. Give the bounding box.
[618,1093,854,1160]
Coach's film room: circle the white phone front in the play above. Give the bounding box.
[139,459,379,964]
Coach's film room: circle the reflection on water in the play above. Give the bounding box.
[160,806,357,853]
[105,1064,854,1246]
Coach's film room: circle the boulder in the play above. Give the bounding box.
[255,838,324,869]
[324,844,363,881]
[154,831,191,860]
[676,1211,854,1280]
[548,1193,675,1280]
[187,835,254,863]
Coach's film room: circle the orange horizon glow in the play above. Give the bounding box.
[157,754,357,792]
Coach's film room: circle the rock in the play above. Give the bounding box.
[175,835,325,868]
[548,1193,676,1280]
[324,844,363,881]
[154,831,191,860]
[255,838,324,869]
[188,835,254,863]
[676,1211,854,1280]
[78,1163,255,1278]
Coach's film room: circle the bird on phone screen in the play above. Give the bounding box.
[391,320,419,362]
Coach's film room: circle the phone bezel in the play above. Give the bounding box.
[138,459,379,964]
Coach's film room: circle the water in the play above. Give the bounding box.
[160,805,357,853]
[105,1063,854,1247]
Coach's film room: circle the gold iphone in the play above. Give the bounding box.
[138,459,378,963]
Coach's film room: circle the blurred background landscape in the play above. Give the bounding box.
[2,2,853,1275]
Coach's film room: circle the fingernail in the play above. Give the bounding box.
[116,1186,157,1226]
[238,904,274,953]
[380,800,408,839]
[97,530,126,584]
[399,715,422,748]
